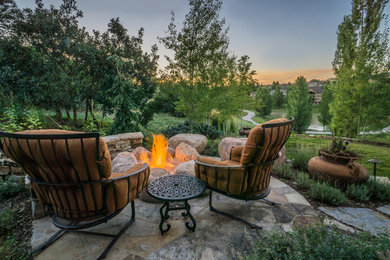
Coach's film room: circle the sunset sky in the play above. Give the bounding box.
[15,0,390,84]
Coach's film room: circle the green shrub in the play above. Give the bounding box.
[202,139,220,157]
[0,208,14,234]
[0,236,30,260]
[287,145,316,171]
[246,223,390,260]
[272,163,295,179]
[162,121,222,139]
[366,179,390,201]
[297,171,314,190]
[0,180,27,202]
[346,184,371,202]
[309,182,346,206]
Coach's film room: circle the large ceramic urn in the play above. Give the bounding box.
[308,150,369,183]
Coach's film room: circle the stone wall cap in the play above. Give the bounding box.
[103,135,120,143]
[117,132,144,140]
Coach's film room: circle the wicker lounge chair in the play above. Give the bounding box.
[0,129,150,259]
[195,118,293,228]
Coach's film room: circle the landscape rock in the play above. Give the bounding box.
[168,134,207,153]
[274,146,286,167]
[218,137,247,161]
[112,152,138,173]
[139,168,170,203]
[174,160,195,176]
[132,147,151,162]
[319,207,390,236]
[175,142,199,162]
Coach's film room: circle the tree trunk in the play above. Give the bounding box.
[73,105,77,125]
[66,110,71,120]
[55,106,62,122]
[85,99,89,121]
[89,99,100,131]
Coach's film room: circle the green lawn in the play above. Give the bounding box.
[286,135,390,178]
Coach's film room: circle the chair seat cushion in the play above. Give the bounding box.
[195,156,247,195]
[106,163,150,213]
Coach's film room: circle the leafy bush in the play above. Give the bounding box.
[288,145,316,171]
[346,184,371,202]
[0,208,14,234]
[246,223,390,260]
[309,182,346,206]
[0,180,27,202]
[366,179,390,201]
[272,163,295,179]
[202,139,220,157]
[162,121,222,139]
[297,171,314,190]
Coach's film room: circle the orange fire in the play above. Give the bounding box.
[140,134,176,173]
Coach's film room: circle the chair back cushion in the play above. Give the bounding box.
[1,129,112,182]
[240,118,292,194]
[1,129,112,220]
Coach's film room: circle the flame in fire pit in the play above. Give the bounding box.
[140,134,176,173]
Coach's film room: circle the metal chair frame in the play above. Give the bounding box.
[195,118,294,229]
[0,131,148,260]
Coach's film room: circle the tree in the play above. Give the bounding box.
[287,76,312,133]
[102,18,159,134]
[255,86,272,116]
[318,82,333,129]
[331,0,390,138]
[159,0,231,130]
[272,81,285,108]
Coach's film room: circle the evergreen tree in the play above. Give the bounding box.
[255,86,272,116]
[272,81,285,108]
[331,0,390,138]
[318,82,333,129]
[287,76,312,133]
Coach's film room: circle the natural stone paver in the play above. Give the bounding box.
[377,204,390,217]
[319,207,390,236]
[32,177,315,260]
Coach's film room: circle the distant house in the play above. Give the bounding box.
[307,81,324,103]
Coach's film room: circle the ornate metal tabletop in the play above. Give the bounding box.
[146,174,206,235]
[147,175,205,201]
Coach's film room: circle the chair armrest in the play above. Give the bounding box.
[230,146,244,162]
[194,158,248,195]
[109,163,149,182]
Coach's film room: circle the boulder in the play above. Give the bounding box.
[112,152,138,173]
[167,147,175,158]
[274,146,286,167]
[175,142,199,162]
[218,137,247,161]
[139,168,170,203]
[168,134,207,153]
[174,160,195,177]
[132,147,151,162]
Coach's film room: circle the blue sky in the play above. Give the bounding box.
[15,0,389,83]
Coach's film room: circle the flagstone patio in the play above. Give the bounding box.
[32,177,316,260]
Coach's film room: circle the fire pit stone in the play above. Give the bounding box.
[174,160,196,176]
[168,134,207,153]
[175,142,199,162]
[112,152,138,173]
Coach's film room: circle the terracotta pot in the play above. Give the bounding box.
[308,151,369,184]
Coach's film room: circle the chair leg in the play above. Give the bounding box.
[31,229,66,255]
[209,191,262,229]
[32,201,136,260]
[261,198,281,206]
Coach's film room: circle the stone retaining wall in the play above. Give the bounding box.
[103,132,144,159]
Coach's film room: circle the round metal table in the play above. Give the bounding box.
[147,174,205,235]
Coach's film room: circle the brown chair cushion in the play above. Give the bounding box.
[195,156,247,195]
[1,129,112,182]
[106,163,150,213]
[240,118,291,191]
[230,146,244,162]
